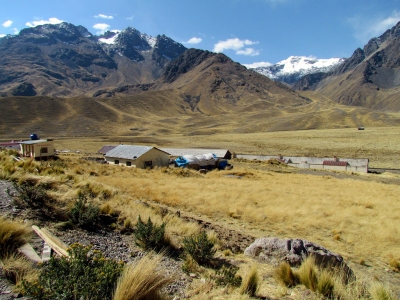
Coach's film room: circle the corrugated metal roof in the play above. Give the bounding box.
[105,145,170,160]
[20,140,50,145]
[98,145,117,154]
[160,148,231,158]
[322,160,348,166]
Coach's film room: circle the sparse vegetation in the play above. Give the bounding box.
[12,180,48,208]
[1,139,400,299]
[214,265,242,288]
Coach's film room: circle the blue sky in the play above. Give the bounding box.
[1,0,399,67]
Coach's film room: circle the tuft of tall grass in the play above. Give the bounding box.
[0,217,31,259]
[113,253,172,300]
[295,257,318,292]
[239,264,259,297]
[388,256,400,272]
[0,253,38,287]
[369,282,396,300]
[274,261,298,287]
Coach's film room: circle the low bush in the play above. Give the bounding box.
[183,230,216,265]
[22,243,124,300]
[134,216,167,251]
[69,193,100,229]
[12,181,48,209]
[0,217,31,259]
[113,253,172,300]
[214,265,242,288]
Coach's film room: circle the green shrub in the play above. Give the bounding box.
[69,193,100,229]
[183,230,216,265]
[12,181,48,208]
[214,265,242,287]
[22,243,124,300]
[134,216,167,251]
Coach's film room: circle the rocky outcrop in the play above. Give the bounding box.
[244,237,354,280]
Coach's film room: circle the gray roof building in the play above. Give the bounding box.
[105,145,170,160]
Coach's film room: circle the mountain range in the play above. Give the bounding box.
[0,21,400,138]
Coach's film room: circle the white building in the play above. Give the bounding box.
[104,145,170,168]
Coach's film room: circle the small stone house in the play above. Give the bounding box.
[20,139,55,160]
[104,145,170,168]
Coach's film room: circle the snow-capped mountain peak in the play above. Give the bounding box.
[251,55,345,85]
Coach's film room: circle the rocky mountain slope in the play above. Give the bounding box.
[293,21,400,111]
[0,22,187,97]
[251,56,345,85]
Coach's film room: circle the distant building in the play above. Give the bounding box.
[236,154,369,173]
[160,148,232,159]
[104,145,170,168]
[20,139,55,160]
[0,141,22,151]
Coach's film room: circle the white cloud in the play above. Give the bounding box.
[26,17,63,27]
[13,28,18,34]
[2,20,12,28]
[94,14,113,19]
[186,37,202,44]
[236,48,260,56]
[349,10,400,43]
[243,61,272,68]
[126,15,134,20]
[213,38,260,56]
[0,34,5,38]
[93,23,110,34]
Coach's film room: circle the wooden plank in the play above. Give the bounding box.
[32,225,69,257]
[18,243,42,263]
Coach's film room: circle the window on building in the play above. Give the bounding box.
[40,147,48,154]
[144,161,152,167]
[115,160,119,165]
[126,161,131,166]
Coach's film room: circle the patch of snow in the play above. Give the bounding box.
[141,33,156,48]
[99,30,120,44]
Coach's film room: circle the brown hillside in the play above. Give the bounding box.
[2,89,400,139]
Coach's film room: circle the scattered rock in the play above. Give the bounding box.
[244,237,354,280]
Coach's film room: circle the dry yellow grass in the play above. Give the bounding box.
[113,253,173,300]
[90,165,400,266]
[0,217,32,259]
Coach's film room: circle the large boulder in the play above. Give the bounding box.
[245,237,354,280]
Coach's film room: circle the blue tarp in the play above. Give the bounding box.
[175,156,189,167]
